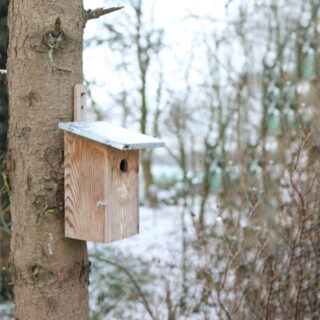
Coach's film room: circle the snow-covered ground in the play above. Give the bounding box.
[88,203,222,320]
[0,206,186,320]
[88,206,183,265]
[88,205,189,319]
[88,197,224,320]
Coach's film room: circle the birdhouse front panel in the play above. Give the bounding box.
[64,132,139,243]
[105,144,139,242]
[59,121,164,243]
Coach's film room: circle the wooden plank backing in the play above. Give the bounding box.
[74,84,87,122]
[64,132,139,243]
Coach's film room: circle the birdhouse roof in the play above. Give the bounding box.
[59,122,165,150]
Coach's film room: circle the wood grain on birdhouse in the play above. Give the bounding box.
[59,120,164,243]
[64,132,139,243]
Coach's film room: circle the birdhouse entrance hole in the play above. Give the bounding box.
[120,159,128,172]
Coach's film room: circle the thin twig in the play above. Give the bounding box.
[92,255,156,320]
[0,211,11,235]
[219,258,231,292]
[0,203,10,235]
[265,264,274,320]
[0,226,10,235]
[0,219,10,235]
[287,136,310,320]
[0,69,7,83]
[217,292,232,320]
[85,7,124,23]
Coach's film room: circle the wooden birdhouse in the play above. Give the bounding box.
[58,121,164,243]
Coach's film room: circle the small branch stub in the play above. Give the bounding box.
[43,18,65,62]
[85,7,124,23]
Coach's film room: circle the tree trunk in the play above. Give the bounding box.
[141,149,157,207]
[7,1,89,319]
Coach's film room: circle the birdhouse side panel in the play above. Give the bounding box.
[105,147,139,243]
[64,132,108,242]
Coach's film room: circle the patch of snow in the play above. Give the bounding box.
[88,206,183,264]
[59,122,165,150]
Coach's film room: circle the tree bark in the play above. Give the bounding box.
[141,149,157,207]
[7,1,89,319]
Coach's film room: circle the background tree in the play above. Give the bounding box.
[0,0,11,303]
[87,1,319,319]
[87,0,164,206]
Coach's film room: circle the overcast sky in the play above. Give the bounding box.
[82,0,229,117]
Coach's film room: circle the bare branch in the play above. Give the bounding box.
[217,290,232,320]
[0,210,11,235]
[0,225,10,235]
[92,255,156,320]
[85,7,124,23]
